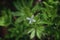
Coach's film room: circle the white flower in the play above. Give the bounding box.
[26,15,36,24]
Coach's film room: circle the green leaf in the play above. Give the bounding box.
[32,3,40,13]
[39,20,52,25]
[42,13,48,20]
[36,30,41,39]
[36,26,45,39]
[38,26,44,34]
[0,17,5,26]
[12,12,25,16]
[28,28,34,34]
[30,29,35,39]
[15,17,24,24]
[28,0,34,8]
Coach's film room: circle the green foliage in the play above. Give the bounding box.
[0,0,60,40]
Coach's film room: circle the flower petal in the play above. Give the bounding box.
[26,17,30,20]
[31,15,34,19]
[29,21,32,24]
[33,19,36,22]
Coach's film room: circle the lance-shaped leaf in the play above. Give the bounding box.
[30,29,35,39]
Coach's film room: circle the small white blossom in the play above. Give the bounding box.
[26,15,36,24]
